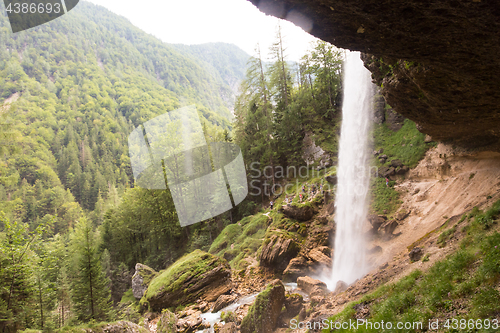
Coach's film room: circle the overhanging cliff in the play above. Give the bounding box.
[247,0,500,148]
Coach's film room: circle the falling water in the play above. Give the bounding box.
[329,51,374,289]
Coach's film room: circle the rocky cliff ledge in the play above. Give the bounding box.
[247,0,500,148]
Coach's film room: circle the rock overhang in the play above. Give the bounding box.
[246,0,500,149]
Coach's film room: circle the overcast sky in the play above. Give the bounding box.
[84,0,320,61]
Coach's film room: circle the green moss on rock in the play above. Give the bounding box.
[240,280,285,333]
[143,250,231,311]
[209,214,267,270]
[156,309,177,333]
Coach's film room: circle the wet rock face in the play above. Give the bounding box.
[247,0,500,149]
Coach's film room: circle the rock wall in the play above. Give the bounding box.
[246,0,500,149]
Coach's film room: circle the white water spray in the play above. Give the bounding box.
[329,51,374,289]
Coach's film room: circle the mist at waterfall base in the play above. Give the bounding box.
[327,51,374,291]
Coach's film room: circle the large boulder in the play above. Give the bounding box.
[281,204,315,221]
[389,159,403,168]
[284,293,303,318]
[219,322,238,333]
[333,281,348,295]
[306,247,331,267]
[409,247,424,262]
[325,174,337,185]
[142,250,231,311]
[132,263,157,300]
[378,166,395,178]
[259,236,300,271]
[297,276,328,296]
[177,314,205,333]
[283,256,309,281]
[368,215,387,231]
[240,280,286,333]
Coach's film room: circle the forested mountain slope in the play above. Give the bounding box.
[0,2,248,330]
[0,1,244,218]
[172,42,250,106]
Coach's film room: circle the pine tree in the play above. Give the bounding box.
[70,218,112,322]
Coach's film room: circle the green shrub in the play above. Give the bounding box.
[209,213,268,269]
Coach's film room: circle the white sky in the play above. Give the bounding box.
[84,0,320,61]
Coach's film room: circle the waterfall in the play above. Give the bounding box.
[329,51,374,289]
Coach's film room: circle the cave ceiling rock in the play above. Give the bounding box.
[247,0,500,148]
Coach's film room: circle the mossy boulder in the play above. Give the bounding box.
[240,279,285,333]
[132,263,158,299]
[142,250,231,311]
[156,309,177,333]
[281,204,315,221]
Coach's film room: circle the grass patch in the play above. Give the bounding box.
[373,119,433,168]
[370,177,401,216]
[437,226,456,248]
[323,200,500,332]
[120,288,136,304]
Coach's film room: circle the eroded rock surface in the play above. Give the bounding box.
[213,294,238,312]
[297,276,329,296]
[259,236,300,271]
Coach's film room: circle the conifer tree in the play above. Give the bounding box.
[70,218,112,322]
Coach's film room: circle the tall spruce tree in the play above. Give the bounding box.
[70,218,112,322]
[234,44,277,197]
